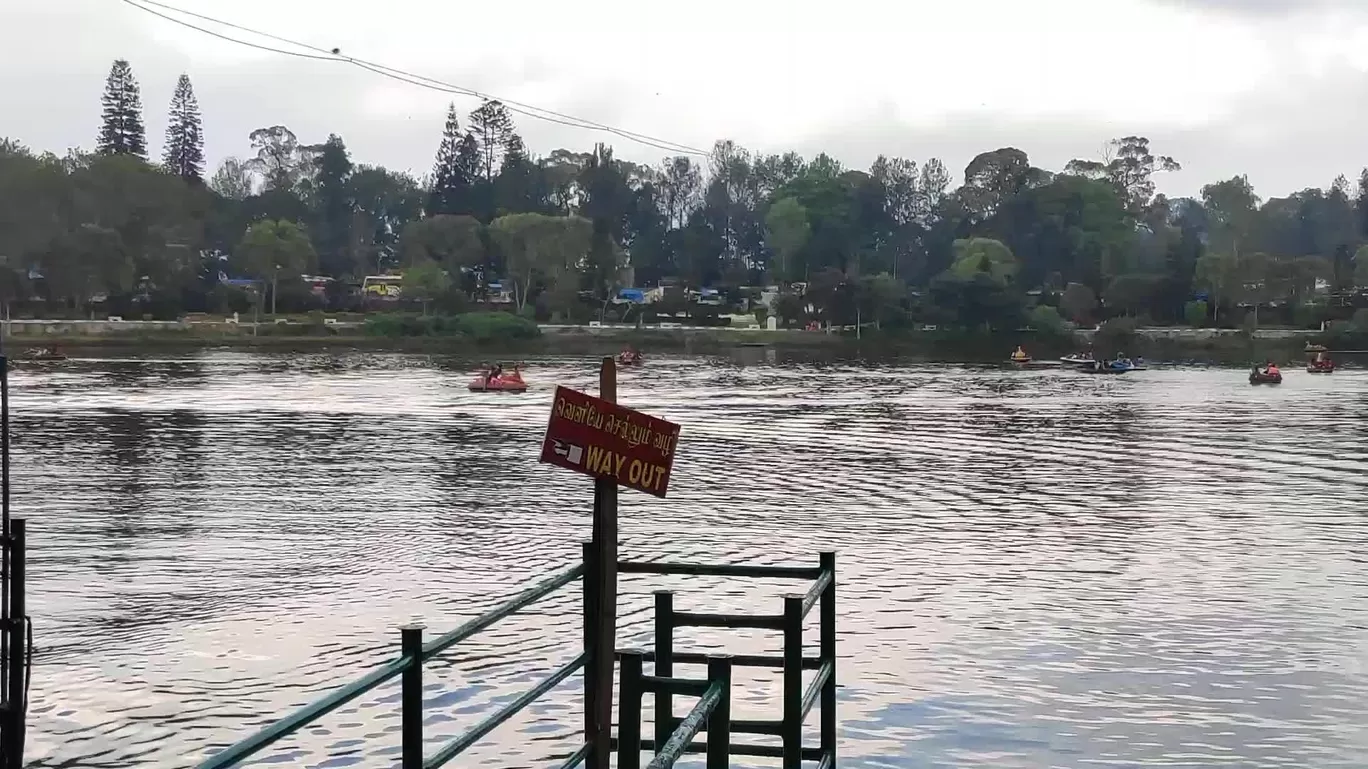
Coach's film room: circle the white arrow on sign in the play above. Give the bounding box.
[552,439,584,465]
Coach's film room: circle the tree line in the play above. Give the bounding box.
[1,58,1367,330]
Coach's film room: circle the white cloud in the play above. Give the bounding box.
[3,0,1368,198]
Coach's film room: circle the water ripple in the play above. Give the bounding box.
[11,352,1368,767]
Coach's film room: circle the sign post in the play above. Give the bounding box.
[590,360,616,769]
[539,358,681,768]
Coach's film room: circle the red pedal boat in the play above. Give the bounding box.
[468,367,527,392]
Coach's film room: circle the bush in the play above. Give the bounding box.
[363,311,540,341]
[1353,308,1368,332]
[1095,316,1138,351]
[453,311,540,341]
[1028,304,1066,335]
[1292,302,1327,329]
[1184,300,1209,327]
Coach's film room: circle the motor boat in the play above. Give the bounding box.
[1060,353,1094,365]
[1249,369,1282,385]
[1081,360,1131,374]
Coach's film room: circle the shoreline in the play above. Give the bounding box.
[0,320,1337,363]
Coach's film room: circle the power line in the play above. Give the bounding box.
[117,0,339,61]
[118,0,710,156]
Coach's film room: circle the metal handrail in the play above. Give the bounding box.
[195,551,836,769]
[619,552,837,769]
[198,655,414,769]
[646,682,721,769]
[196,562,585,769]
[424,653,587,769]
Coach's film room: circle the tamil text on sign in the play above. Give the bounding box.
[539,386,681,498]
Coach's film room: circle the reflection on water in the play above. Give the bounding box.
[12,352,1368,767]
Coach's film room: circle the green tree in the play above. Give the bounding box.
[469,100,515,186]
[959,148,1047,222]
[1060,282,1097,324]
[246,125,309,191]
[1202,176,1260,263]
[764,197,810,283]
[1064,136,1179,214]
[162,73,204,182]
[236,219,317,282]
[402,260,451,315]
[429,104,473,216]
[494,134,541,215]
[927,271,1026,331]
[1355,245,1368,288]
[309,134,355,275]
[773,293,806,327]
[868,155,920,278]
[950,237,1016,283]
[856,272,906,329]
[1194,251,1239,322]
[400,214,485,275]
[210,157,253,200]
[1029,304,1065,334]
[487,213,592,312]
[1104,274,1164,317]
[350,166,424,273]
[97,59,147,158]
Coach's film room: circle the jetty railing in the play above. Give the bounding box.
[0,353,31,769]
[613,551,837,769]
[196,557,591,769]
[195,549,836,769]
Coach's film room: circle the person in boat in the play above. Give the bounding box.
[1264,361,1280,376]
[483,362,503,387]
[1011,346,1029,361]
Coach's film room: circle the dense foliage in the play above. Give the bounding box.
[2,59,1368,330]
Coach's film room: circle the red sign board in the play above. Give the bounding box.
[539,386,681,498]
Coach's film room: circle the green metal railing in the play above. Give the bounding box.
[196,549,836,769]
[613,551,837,769]
[196,558,591,769]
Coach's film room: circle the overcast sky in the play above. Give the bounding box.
[3,0,1367,199]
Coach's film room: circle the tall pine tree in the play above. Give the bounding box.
[163,73,204,181]
[468,100,514,184]
[495,134,537,214]
[97,59,147,158]
[429,104,471,215]
[311,134,356,275]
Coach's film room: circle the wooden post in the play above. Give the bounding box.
[589,356,619,769]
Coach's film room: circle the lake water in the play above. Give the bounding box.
[10,351,1368,768]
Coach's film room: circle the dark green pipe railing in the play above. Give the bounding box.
[615,551,837,769]
[196,561,587,769]
[423,653,586,769]
[196,549,837,769]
